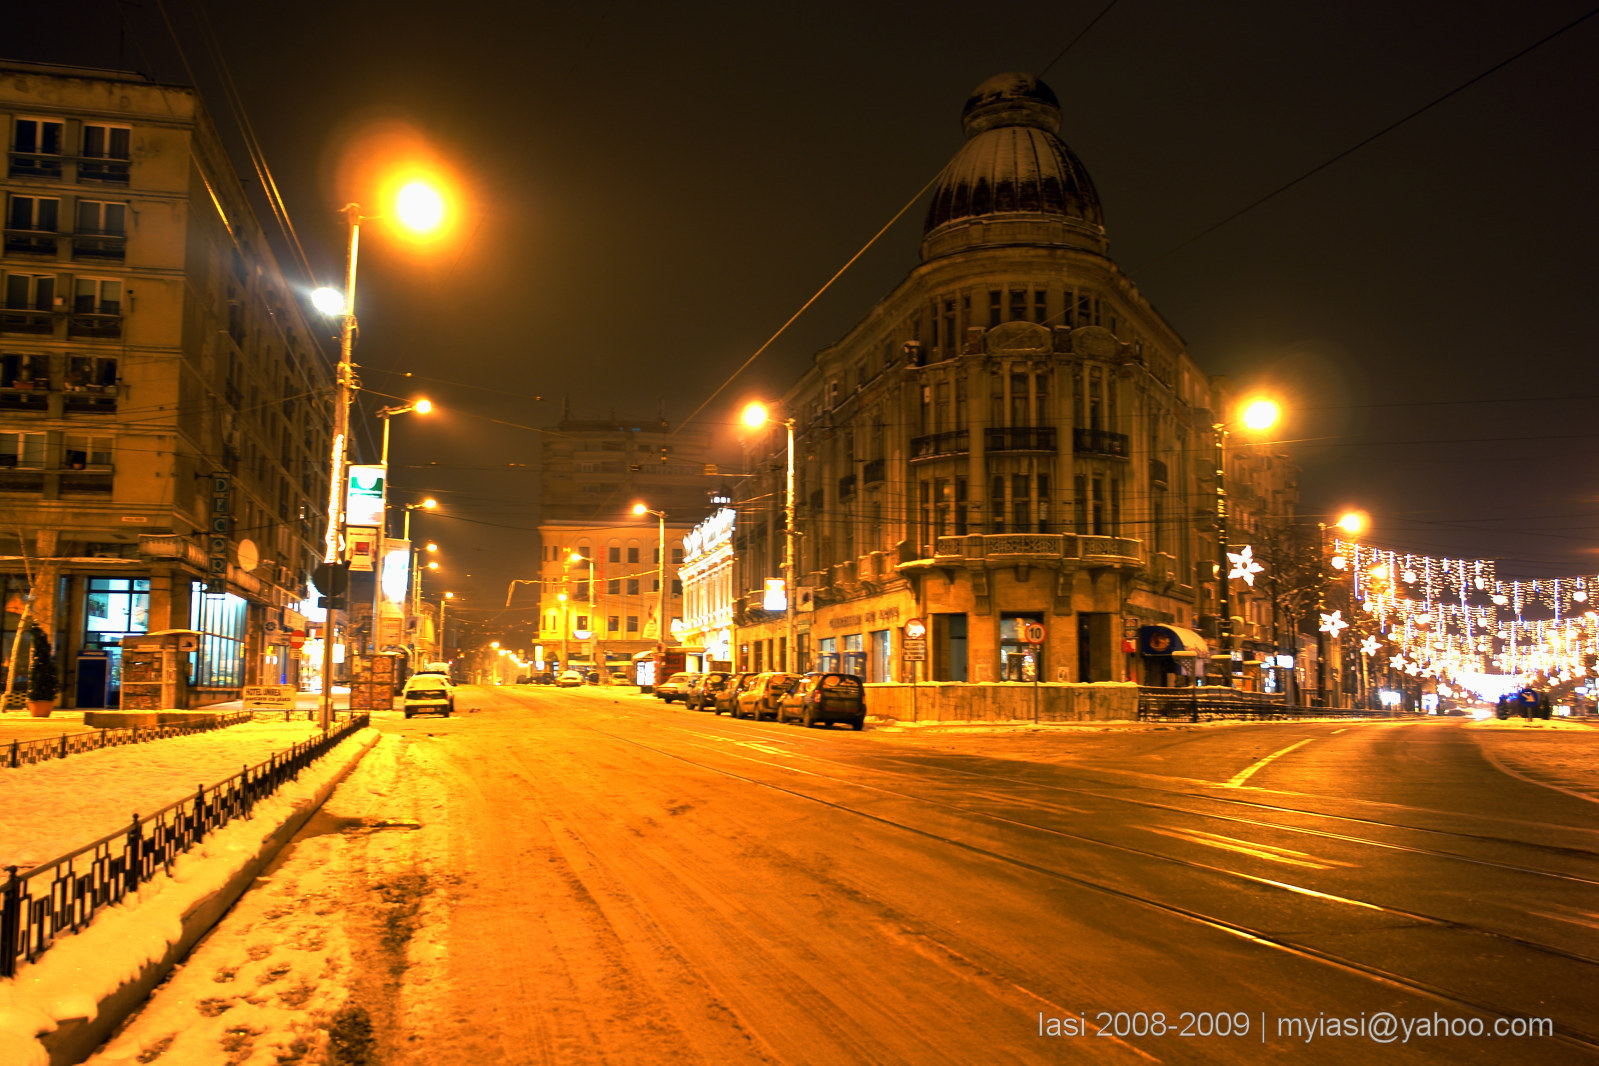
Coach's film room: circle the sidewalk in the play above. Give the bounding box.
[0,689,354,745]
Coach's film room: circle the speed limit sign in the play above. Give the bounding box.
[1024,623,1046,644]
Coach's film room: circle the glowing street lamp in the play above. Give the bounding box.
[741,401,796,671]
[1212,396,1280,686]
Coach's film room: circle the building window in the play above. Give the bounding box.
[189,585,247,689]
[990,474,1006,533]
[0,430,46,468]
[607,578,620,595]
[80,124,131,184]
[2,352,49,389]
[999,614,1044,681]
[817,636,838,673]
[10,119,64,179]
[988,290,1001,328]
[608,545,621,563]
[63,434,112,468]
[672,578,682,596]
[626,615,639,633]
[671,547,683,564]
[627,578,639,596]
[73,277,121,315]
[627,546,639,564]
[1034,289,1047,323]
[608,615,619,632]
[5,195,59,255]
[1009,289,1026,322]
[868,629,891,683]
[5,272,55,311]
[841,633,865,677]
[74,201,127,260]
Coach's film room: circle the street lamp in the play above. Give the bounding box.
[1317,510,1367,707]
[568,550,603,684]
[1213,396,1280,687]
[309,180,447,731]
[632,503,670,674]
[368,402,434,655]
[439,591,454,663]
[741,401,796,672]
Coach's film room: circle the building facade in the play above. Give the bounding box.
[734,74,1296,689]
[0,63,333,707]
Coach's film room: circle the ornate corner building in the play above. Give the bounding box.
[0,63,333,706]
[734,74,1297,687]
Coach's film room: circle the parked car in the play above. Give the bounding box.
[777,672,867,729]
[401,672,454,718]
[713,672,760,716]
[686,671,733,711]
[415,661,452,679]
[556,669,584,687]
[654,671,700,703]
[735,672,803,720]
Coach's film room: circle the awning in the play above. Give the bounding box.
[1138,624,1209,660]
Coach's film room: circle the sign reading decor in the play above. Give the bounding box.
[242,684,296,710]
[208,472,231,594]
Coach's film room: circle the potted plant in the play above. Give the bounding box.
[27,624,59,717]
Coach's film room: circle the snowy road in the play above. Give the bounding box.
[93,686,1599,1064]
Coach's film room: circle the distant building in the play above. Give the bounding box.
[677,505,736,671]
[734,74,1297,689]
[0,63,333,706]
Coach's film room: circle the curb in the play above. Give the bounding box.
[29,729,380,1066]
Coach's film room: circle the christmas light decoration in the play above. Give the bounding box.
[1227,545,1264,586]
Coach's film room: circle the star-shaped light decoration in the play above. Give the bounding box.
[1227,544,1264,586]
[1389,654,1407,669]
[1360,636,1380,657]
[1318,610,1348,637]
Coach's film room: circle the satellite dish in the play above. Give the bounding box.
[236,538,259,571]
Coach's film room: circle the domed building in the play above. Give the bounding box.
[732,75,1298,710]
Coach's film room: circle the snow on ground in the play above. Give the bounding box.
[84,733,408,1066]
[0,719,327,871]
[1468,718,1599,801]
[0,727,378,1066]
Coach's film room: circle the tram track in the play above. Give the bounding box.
[589,724,1599,1054]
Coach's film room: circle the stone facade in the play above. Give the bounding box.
[732,74,1297,692]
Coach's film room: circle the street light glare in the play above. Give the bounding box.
[414,399,434,415]
[310,287,345,316]
[422,498,438,510]
[1240,398,1280,432]
[395,181,446,232]
[632,503,648,516]
[1336,511,1368,536]
[741,402,769,429]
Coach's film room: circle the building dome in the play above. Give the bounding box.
[921,73,1106,260]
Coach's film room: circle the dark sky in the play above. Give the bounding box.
[15,1,1599,618]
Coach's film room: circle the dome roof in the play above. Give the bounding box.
[922,73,1106,259]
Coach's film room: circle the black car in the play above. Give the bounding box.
[686,671,733,711]
[777,673,867,729]
[712,672,760,716]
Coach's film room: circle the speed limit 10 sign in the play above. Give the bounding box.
[1024,623,1047,644]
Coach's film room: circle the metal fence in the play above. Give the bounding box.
[4,711,255,769]
[0,713,370,978]
[1137,687,1398,722]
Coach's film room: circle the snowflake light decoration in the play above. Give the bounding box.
[1227,545,1264,586]
[1319,610,1348,637]
[1360,636,1380,657]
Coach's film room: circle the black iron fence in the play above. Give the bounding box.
[0,713,370,978]
[4,711,255,769]
[1137,687,1400,722]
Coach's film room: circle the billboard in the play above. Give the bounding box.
[346,465,386,527]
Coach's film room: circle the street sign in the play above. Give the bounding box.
[289,629,307,649]
[903,617,927,661]
[1024,623,1047,644]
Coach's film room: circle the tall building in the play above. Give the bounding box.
[734,73,1297,689]
[0,63,333,706]
[532,410,718,675]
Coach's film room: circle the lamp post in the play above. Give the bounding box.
[741,402,796,672]
[632,504,670,679]
[1212,397,1279,688]
[400,498,437,657]
[439,591,454,663]
[368,402,433,656]
[309,180,447,731]
[1317,510,1367,707]
[569,550,602,683]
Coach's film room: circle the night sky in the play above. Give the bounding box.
[13,1,1599,621]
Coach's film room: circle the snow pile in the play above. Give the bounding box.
[0,719,327,871]
[1468,717,1594,731]
[0,727,378,1066]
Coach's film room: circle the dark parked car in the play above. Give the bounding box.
[686,671,733,711]
[735,672,803,720]
[777,672,867,729]
[713,672,760,716]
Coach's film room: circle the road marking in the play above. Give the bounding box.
[1331,728,1347,735]
[1223,738,1315,788]
[1144,825,1351,870]
[1531,906,1599,932]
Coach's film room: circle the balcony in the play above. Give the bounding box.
[1149,458,1168,488]
[0,471,44,493]
[71,231,126,261]
[1072,427,1130,459]
[8,152,62,180]
[838,473,857,499]
[985,426,1057,453]
[67,313,121,340]
[3,229,59,257]
[909,429,969,461]
[78,157,130,185]
[0,383,49,412]
[919,532,1143,568]
[60,472,113,495]
[0,310,55,335]
[862,457,885,485]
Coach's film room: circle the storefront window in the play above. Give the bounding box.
[867,628,891,682]
[842,633,865,678]
[84,577,149,696]
[817,636,837,674]
[999,613,1043,681]
[190,583,247,689]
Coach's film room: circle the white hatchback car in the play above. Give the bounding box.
[401,671,454,718]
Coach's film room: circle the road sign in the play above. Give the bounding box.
[1024,623,1047,644]
[903,617,927,661]
[289,629,307,649]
